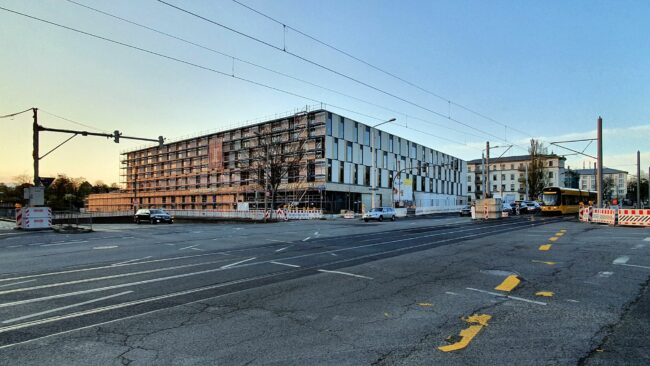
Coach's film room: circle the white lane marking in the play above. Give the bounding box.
[0,218,550,286]
[93,246,118,250]
[317,269,373,280]
[617,263,650,270]
[465,287,547,306]
[567,299,580,303]
[120,236,135,239]
[165,243,176,246]
[330,253,338,256]
[220,257,256,269]
[189,247,204,251]
[270,261,300,268]
[445,291,459,296]
[1,291,133,324]
[0,220,559,340]
[314,231,320,236]
[40,240,89,247]
[643,237,650,241]
[275,246,291,252]
[632,244,646,250]
[598,271,614,278]
[179,244,199,250]
[112,256,152,266]
[613,256,630,264]
[0,280,36,289]
[302,237,311,242]
[7,245,23,248]
[0,257,235,299]
[267,239,290,243]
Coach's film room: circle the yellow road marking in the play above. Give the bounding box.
[531,260,556,265]
[438,314,492,352]
[539,244,552,251]
[549,236,559,242]
[495,275,520,292]
[384,312,390,317]
[535,291,554,297]
[418,303,433,307]
[555,232,564,236]
[560,229,567,233]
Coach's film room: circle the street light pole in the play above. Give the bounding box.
[370,118,396,209]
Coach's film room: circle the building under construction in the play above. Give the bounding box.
[87,107,467,213]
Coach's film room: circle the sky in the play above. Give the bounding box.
[1,0,649,185]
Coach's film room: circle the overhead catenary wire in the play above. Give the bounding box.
[62,0,484,141]
[0,108,32,119]
[155,0,525,150]
[40,109,110,134]
[0,6,466,148]
[229,0,531,139]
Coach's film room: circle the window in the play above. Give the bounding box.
[410,143,416,158]
[338,117,345,139]
[383,152,388,168]
[511,164,514,169]
[327,159,332,182]
[468,186,472,192]
[511,174,515,180]
[549,160,554,167]
[333,138,339,160]
[364,126,370,145]
[352,164,358,184]
[354,122,358,143]
[346,142,352,162]
[501,174,506,180]
[307,160,316,182]
[364,166,371,186]
[493,175,497,181]
[339,163,344,183]
[493,185,497,191]
[510,184,515,191]
[389,135,394,152]
[377,131,382,150]
[326,113,332,135]
[549,171,554,178]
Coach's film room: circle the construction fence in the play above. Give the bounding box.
[579,207,650,227]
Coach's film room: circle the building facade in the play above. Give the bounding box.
[466,154,566,202]
[575,168,628,199]
[88,108,467,213]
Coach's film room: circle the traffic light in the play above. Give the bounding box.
[158,136,164,147]
[113,130,121,143]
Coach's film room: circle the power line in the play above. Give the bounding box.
[0,6,467,150]
[40,109,109,133]
[229,0,531,139]
[155,0,522,149]
[0,108,32,119]
[63,0,483,141]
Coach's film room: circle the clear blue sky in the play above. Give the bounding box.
[1,0,649,184]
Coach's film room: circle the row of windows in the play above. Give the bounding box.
[326,113,453,162]
[468,160,557,172]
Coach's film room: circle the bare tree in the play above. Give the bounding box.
[251,116,308,217]
[602,176,616,202]
[527,139,549,200]
[13,174,32,186]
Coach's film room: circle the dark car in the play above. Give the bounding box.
[460,205,472,217]
[134,209,173,224]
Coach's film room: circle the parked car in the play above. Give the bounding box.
[460,205,472,217]
[363,207,396,222]
[524,200,541,213]
[502,202,513,214]
[134,209,173,224]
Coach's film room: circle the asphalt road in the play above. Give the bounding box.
[0,215,648,365]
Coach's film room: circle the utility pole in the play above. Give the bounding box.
[637,150,641,208]
[525,163,529,200]
[481,152,486,199]
[596,116,603,207]
[485,141,490,198]
[32,107,39,187]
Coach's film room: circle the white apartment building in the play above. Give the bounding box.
[466,154,566,202]
[575,168,628,199]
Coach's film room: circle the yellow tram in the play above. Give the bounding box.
[541,187,597,215]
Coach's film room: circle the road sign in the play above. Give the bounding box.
[39,177,55,188]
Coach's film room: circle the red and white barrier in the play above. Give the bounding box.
[16,207,52,230]
[618,209,650,227]
[591,208,616,225]
[579,207,591,222]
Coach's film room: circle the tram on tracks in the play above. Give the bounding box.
[541,187,597,215]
